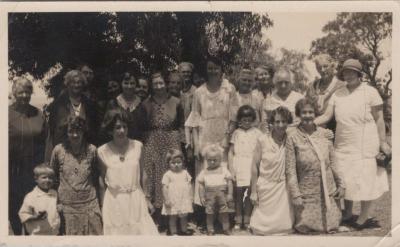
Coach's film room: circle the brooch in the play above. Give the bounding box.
[120,156,125,162]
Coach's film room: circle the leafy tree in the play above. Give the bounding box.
[8,12,273,98]
[310,12,392,87]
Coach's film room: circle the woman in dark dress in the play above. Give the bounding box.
[141,72,184,229]
[9,77,46,235]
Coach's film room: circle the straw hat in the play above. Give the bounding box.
[338,59,363,80]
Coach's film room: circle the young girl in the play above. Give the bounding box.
[161,148,193,235]
[228,105,261,231]
[198,144,233,235]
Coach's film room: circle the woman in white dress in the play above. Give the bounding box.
[315,59,391,230]
[249,106,294,235]
[98,108,158,235]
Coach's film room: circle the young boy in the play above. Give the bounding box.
[198,144,233,235]
[18,164,60,235]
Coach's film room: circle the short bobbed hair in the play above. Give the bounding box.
[295,98,319,117]
[101,108,130,134]
[237,105,257,122]
[165,148,184,164]
[63,70,87,87]
[268,106,293,125]
[201,143,224,160]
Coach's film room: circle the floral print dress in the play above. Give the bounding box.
[142,96,184,209]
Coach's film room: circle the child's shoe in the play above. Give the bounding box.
[222,229,231,235]
[233,223,241,231]
[207,230,215,236]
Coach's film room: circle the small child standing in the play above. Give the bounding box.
[198,144,233,235]
[18,164,60,235]
[161,149,193,235]
[228,105,261,231]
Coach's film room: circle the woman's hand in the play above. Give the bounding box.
[331,187,345,199]
[259,122,270,134]
[194,144,200,160]
[380,142,391,157]
[164,200,172,208]
[147,200,155,215]
[56,204,64,213]
[250,192,258,206]
[292,197,303,208]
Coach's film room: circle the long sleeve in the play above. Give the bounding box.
[328,141,345,189]
[49,146,60,190]
[285,135,302,199]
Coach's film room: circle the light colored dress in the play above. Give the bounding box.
[161,170,193,216]
[329,83,388,201]
[286,127,344,233]
[98,139,158,235]
[230,127,261,187]
[262,90,304,123]
[250,133,293,235]
[185,79,238,205]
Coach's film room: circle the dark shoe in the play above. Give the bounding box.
[341,215,357,225]
[179,229,194,236]
[222,230,231,235]
[207,230,215,236]
[349,218,381,230]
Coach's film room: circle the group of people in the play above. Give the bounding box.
[8,54,391,236]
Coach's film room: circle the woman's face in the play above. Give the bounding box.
[238,73,253,94]
[107,80,120,98]
[112,119,128,140]
[206,61,222,84]
[121,73,137,97]
[67,77,84,96]
[169,156,183,173]
[255,68,272,89]
[271,113,288,134]
[168,75,182,97]
[342,69,360,85]
[275,80,292,96]
[152,76,167,95]
[179,65,193,83]
[299,104,316,126]
[136,79,149,100]
[67,127,84,145]
[14,84,32,106]
[316,59,335,79]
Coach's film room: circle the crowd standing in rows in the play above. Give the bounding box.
[8,55,391,236]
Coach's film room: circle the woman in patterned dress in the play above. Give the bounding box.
[286,98,345,233]
[50,115,102,235]
[141,72,184,229]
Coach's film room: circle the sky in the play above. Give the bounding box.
[263,12,338,80]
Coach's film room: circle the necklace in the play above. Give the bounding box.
[110,139,129,162]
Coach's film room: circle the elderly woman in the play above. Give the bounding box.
[141,72,184,229]
[262,68,304,124]
[306,54,346,131]
[102,71,146,144]
[50,115,102,235]
[315,59,390,230]
[9,77,46,235]
[286,98,345,233]
[249,107,294,235]
[47,70,99,154]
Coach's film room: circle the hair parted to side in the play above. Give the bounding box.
[33,163,55,179]
[237,105,257,122]
[201,143,224,160]
[63,70,87,87]
[268,106,293,125]
[295,97,319,117]
[101,108,130,134]
[165,148,184,165]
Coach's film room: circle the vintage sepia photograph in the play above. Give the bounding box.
[1,1,398,246]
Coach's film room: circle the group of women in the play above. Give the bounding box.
[9,55,391,235]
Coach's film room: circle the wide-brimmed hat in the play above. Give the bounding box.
[338,59,363,80]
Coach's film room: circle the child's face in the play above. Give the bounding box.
[206,154,221,170]
[239,116,254,130]
[35,173,53,192]
[169,156,183,172]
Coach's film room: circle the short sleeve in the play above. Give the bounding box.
[197,170,205,184]
[161,171,170,185]
[230,129,239,144]
[185,89,201,128]
[368,86,383,107]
